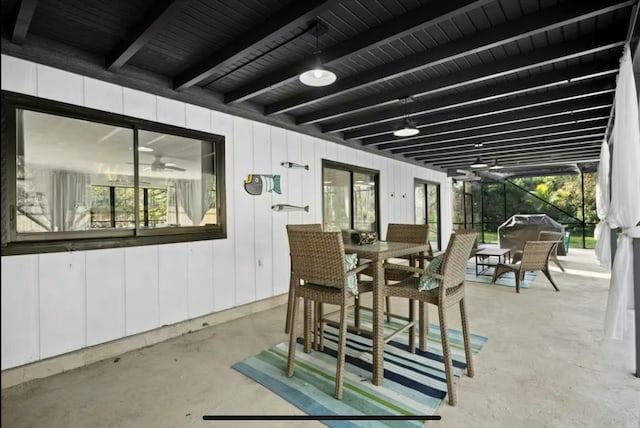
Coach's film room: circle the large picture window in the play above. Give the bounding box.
[322,160,378,233]
[2,91,226,255]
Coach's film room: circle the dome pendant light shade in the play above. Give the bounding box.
[393,118,420,137]
[393,97,420,137]
[470,157,488,168]
[299,20,337,87]
[299,64,337,87]
[489,159,503,170]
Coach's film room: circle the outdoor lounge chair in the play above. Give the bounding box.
[493,240,560,293]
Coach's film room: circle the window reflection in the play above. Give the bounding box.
[322,162,378,233]
[16,109,217,234]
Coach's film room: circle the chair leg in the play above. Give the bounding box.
[552,255,566,272]
[354,296,361,330]
[286,294,299,377]
[419,301,428,352]
[515,271,521,293]
[459,298,474,378]
[408,299,416,354]
[303,299,313,353]
[438,307,456,406]
[284,275,296,334]
[542,267,560,291]
[386,296,392,322]
[334,304,348,400]
[317,302,325,351]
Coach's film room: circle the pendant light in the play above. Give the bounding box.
[393,97,419,137]
[489,159,504,170]
[299,20,336,87]
[470,143,488,168]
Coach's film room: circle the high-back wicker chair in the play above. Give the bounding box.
[285,229,370,400]
[510,230,565,272]
[493,240,560,293]
[382,230,477,406]
[284,224,323,335]
[361,223,430,322]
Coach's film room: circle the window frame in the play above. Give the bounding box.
[414,178,441,251]
[1,90,227,256]
[321,159,380,235]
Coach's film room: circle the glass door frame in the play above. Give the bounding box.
[414,178,441,251]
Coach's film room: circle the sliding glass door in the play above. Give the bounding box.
[415,179,441,251]
[323,161,379,233]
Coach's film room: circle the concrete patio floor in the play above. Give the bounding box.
[2,248,639,427]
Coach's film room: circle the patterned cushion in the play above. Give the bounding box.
[418,254,443,291]
[311,253,359,296]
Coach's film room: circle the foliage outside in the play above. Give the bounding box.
[453,173,597,249]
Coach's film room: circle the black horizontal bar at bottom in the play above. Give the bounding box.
[203,415,441,421]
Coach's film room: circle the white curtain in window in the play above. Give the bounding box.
[594,140,611,268]
[604,45,640,358]
[175,175,214,225]
[29,169,91,231]
[50,170,92,231]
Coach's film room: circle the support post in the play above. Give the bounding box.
[581,170,586,248]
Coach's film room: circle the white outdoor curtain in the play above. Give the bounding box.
[604,44,640,357]
[594,140,611,268]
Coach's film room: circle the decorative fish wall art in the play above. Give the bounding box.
[281,161,309,170]
[272,204,309,212]
[244,174,281,195]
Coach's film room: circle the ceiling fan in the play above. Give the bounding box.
[149,154,186,172]
[447,168,504,183]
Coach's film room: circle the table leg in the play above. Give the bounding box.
[372,259,384,386]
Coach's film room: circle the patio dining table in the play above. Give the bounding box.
[343,240,429,386]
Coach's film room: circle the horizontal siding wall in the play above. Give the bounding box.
[0,54,451,370]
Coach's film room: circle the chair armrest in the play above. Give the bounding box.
[347,263,372,276]
[383,262,424,275]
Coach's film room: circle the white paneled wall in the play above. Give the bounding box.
[0,54,451,370]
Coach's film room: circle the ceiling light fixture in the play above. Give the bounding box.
[299,20,336,87]
[489,159,504,170]
[138,146,154,152]
[470,143,488,168]
[393,97,419,137]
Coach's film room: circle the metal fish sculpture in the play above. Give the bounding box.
[280,162,309,170]
[271,204,309,212]
[244,174,281,195]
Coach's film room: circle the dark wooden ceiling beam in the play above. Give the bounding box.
[106,0,192,72]
[11,0,38,45]
[174,0,336,91]
[413,136,602,161]
[359,85,613,146]
[296,31,626,125]
[328,62,617,135]
[429,146,602,168]
[223,0,493,103]
[264,0,633,116]
[370,105,610,149]
[392,122,607,155]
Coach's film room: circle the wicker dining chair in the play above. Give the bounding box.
[284,223,323,335]
[510,230,565,272]
[492,240,560,293]
[360,223,430,322]
[381,230,477,406]
[286,229,370,399]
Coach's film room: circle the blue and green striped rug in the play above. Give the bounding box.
[232,310,488,427]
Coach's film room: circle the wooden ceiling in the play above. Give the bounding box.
[2,0,639,177]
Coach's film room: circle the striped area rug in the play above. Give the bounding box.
[232,310,488,428]
[466,262,536,288]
